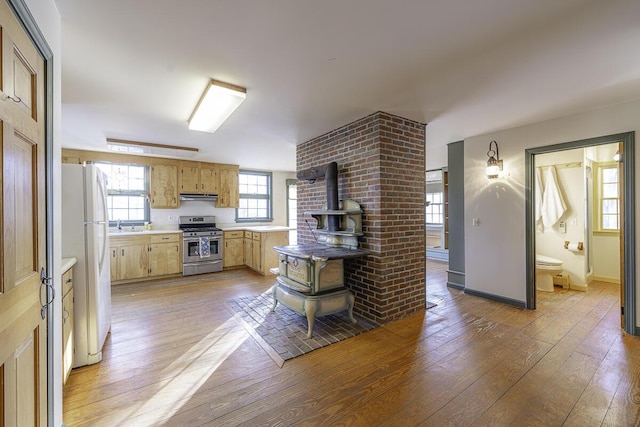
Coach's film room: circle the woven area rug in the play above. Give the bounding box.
[227,290,379,367]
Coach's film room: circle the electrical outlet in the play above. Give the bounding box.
[168,215,173,221]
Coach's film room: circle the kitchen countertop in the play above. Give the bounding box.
[220,225,292,232]
[109,229,182,237]
[61,257,77,273]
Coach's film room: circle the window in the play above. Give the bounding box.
[237,170,272,222]
[425,192,444,225]
[95,162,149,224]
[596,162,620,232]
[286,179,297,244]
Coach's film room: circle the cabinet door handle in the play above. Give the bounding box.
[65,277,73,284]
[63,306,69,322]
[121,249,124,256]
[112,250,116,257]
[176,245,179,252]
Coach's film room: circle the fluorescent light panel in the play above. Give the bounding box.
[106,138,199,157]
[188,79,246,133]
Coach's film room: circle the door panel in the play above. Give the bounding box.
[0,0,47,424]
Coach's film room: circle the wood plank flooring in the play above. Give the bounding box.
[63,261,640,426]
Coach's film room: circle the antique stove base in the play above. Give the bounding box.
[271,280,356,338]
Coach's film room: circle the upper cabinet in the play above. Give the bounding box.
[150,164,178,208]
[218,164,239,208]
[200,165,219,194]
[179,161,239,208]
[179,161,200,193]
[61,149,240,209]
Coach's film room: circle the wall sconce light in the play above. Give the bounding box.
[486,140,503,178]
[614,149,622,162]
[188,79,246,133]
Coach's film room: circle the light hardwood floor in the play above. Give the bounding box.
[63,261,640,426]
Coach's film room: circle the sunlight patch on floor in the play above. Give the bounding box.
[128,312,251,424]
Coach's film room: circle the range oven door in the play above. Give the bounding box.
[182,235,223,276]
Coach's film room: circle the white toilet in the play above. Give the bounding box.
[536,254,564,292]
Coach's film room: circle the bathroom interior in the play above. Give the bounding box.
[534,143,621,293]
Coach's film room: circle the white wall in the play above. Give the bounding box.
[23,0,62,424]
[535,149,586,288]
[463,98,640,328]
[150,170,297,229]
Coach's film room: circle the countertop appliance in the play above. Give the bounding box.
[179,215,223,276]
[62,164,112,367]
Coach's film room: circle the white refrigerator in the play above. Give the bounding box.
[62,164,112,367]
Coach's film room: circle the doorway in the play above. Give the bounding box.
[525,132,636,335]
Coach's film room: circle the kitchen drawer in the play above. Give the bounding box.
[150,233,180,244]
[244,231,253,239]
[252,232,261,240]
[110,235,149,246]
[224,230,244,239]
[62,268,73,296]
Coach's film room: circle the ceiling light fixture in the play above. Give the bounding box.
[486,140,503,179]
[106,138,199,157]
[188,79,246,133]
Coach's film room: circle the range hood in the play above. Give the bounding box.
[180,193,218,202]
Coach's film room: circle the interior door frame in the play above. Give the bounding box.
[7,0,55,421]
[525,131,636,335]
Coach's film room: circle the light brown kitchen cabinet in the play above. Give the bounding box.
[217,165,239,207]
[149,234,182,276]
[113,236,149,281]
[179,161,223,195]
[245,230,289,275]
[62,266,74,384]
[200,165,219,194]
[179,161,200,193]
[150,164,178,208]
[110,233,182,283]
[223,230,245,268]
[244,231,254,270]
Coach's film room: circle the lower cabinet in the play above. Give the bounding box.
[110,233,182,283]
[243,230,289,275]
[149,234,182,276]
[223,230,245,268]
[62,265,74,385]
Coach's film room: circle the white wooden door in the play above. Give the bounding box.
[0,0,47,424]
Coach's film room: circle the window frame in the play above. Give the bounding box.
[95,162,150,226]
[235,170,273,223]
[594,161,620,235]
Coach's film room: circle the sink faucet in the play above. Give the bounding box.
[131,224,135,231]
[117,219,122,231]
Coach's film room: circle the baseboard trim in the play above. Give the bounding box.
[463,288,526,309]
[446,282,465,290]
[592,275,621,284]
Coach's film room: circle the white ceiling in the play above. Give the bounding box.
[53,0,640,171]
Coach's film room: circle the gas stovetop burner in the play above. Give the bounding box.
[178,215,220,233]
[180,226,222,233]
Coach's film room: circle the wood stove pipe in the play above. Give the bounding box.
[297,161,339,231]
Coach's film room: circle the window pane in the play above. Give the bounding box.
[602,168,618,183]
[603,183,618,198]
[603,214,619,229]
[602,199,618,214]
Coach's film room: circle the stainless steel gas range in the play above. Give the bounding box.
[179,215,223,276]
